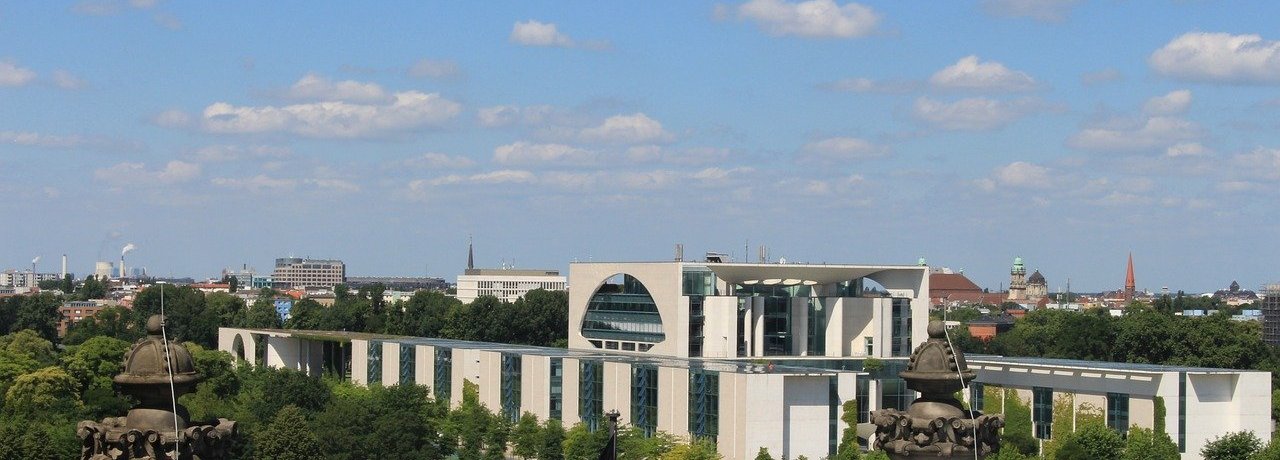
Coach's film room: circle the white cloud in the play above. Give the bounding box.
[0,59,37,87]
[1217,181,1264,193]
[1165,142,1210,158]
[306,178,360,193]
[1150,32,1280,84]
[1,130,140,151]
[818,77,918,93]
[732,0,879,38]
[1142,89,1192,116]
[283,74,389,103]
[95,160,201,186]
[408,59,460,79]
[912,97,1039,130]
[579,113,673,144]
[493,142,595,165]
[510,20,575,47]
[51,70,86,90]
[153,109,192,128]
[798,137,887,163]
[980,0,1081,22]
[477,105,557,128]
[211,174,297,193]
[200,91,461,139]
[422,170,536,187]
[929,55,1037,91]
[991,161,1051,188]
[1081,68,1123,85]
[404,153,475,169]
[1232,148,1280,180]
[193,144,292,162]
[1068,116,1202,152]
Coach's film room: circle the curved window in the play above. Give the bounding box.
[581,274,665,345]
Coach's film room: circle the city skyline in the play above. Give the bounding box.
[3,2,1279,292]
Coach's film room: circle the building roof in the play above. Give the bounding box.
[462,268,562,276]
[929,273,982,292]
[1027,270,1045,284]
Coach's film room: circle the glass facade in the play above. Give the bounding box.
[689,369,719,442]
[856,378,870,423]
[1106,392,1129,434]
[631,365,658,437]
[582,275,665,345]
[890,298,912,357]
[367,341,382,385]
[1033,387,1053,440]
[689,296,705,357]
[763,297,792,356]
[549,358,563,420]
[828,376,839,457]
[881,378,912,411]
[580,360,604,432]
[434,347,452,402]
[501,353,522,422]
[808,298,826,356]
[399,343,415,385]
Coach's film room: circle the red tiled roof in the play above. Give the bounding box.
[930,273,983,292]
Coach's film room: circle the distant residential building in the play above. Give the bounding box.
[272,258,345,289]
[0,269,61,288]
[455,268,566,304]
[928,268,1004,307]
[1263,284,1280,346]
[346,276,448,291]
[59,299,121,336]
[968,314,1015,341]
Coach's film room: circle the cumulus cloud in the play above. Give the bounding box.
[211,174,297,192]
[912,97,1041,131]
[1068,116,1202,152]
[980,0,1081,22]
[730,0,879,38]
[51,70,87,90]
[200,91,461,139]
[1150,32,1280,84]
[153,109,192,128]
[1142,89,1192,116]
[1165,142,1210,158]
[477,105,558,128]
[1232,147,1280,180]
[579,113,673,144]
[493,142,595,165]
[193,144,292,162]
[404,153,475,169]
[1,130,141,151]
[94,160,201,186]
[976,161,1051,191]
[0,59,37,87]
[407,59,461,79]
[626,146,731,165]
[510,20,575,47]
[929,55,1037,91]
[282,74,389,103]
[817,77,918,93]
[798,137,888,163]
[419,170,537,187]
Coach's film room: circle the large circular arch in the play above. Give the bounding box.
[579,273,665,351]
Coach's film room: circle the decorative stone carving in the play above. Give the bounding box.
[870,321,1003,458]
[77,315,237,460]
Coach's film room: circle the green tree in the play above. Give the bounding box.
[61,336,132,418]
[0,417,80,460]
[286,298,325,330]
[63,306,138,345]
[661,439,721,460]
[1122,427,1179,460]
[133,285,213,346]
[754,446,775,460]
[1054,421,1123,459]
[311,382,375,460]
[3,366,82,417]
[836,399,862,459]
[254,405,324,460]
[512,412,542,459]
[1202,431,1263,460]
[77,275,107,300]
[10,293,62,342]
[539,418,565,460]
[1253,436,1280,460]
[244,295,284,329]
[863,451,891,460]
[562,422,609,460]
[448,380,498,460]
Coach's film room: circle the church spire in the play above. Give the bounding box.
[1124,252,1135,302]
[467,235,474,270]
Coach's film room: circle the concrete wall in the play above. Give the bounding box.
[568,263,683,356]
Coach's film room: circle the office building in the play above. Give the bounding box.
[272,258,345,289]
[456,268,566,304]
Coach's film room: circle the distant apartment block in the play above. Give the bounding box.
[272,258,345,289]
[1264,284,1280,346]
[455,268,566,304]
[59,299,121,336]
[346,276,448,292]
[0,269,61,288]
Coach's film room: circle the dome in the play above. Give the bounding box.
[1013,257,1023,267]
[1028,270,1046,284]
[114,315,201,387]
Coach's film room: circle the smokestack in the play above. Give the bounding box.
[120,243,136,279]
[61,254,67,279]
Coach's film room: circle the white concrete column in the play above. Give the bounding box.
[792,297,809,356]
[752,297,765,356]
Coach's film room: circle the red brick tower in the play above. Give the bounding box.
[1124,252,1136,303]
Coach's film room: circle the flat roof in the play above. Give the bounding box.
[571,261,926,286]
[968,355,1259,374]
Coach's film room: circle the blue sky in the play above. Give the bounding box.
[3,1,1279,293]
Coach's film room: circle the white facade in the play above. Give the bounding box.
[568,262,929,359]
[272,257,345,288]
[455,268,566,304]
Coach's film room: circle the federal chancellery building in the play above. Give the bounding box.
[220,259,1270,459]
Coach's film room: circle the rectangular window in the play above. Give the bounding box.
[689,369,719,443]
[1107,392,1129,434]
[689,296,705,357]
[580,360,604,432]
[891,298,912,356]
[631,365,658,437]
[865,337,874,356]
[399,343,415,385]
[434,347,452,402]
[367,341,382,385]
[501,353,522,422]
[549,358,563,420]
[971,383,985,412]
[1033,387,1053,440]
[881,378,912,411]
[856,377,870,424]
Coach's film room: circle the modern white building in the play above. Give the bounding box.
[272,257,345,289]
[220,258,1270,459]
[455,268,566,304]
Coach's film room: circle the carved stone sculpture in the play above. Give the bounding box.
[76,315,237,460]
[870,320,1003,458]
